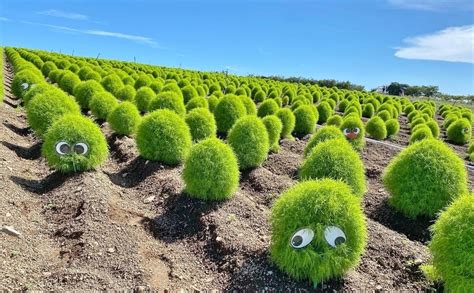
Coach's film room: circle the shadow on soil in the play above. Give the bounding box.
[3,122,31,136]
[10,171,77,194]
[1,140,42,159]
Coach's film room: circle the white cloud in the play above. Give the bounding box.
[388,0,473,11]
[0,16,10,21]
[394,25,474,64]
[21,21,162,48]
[37,9,88,20]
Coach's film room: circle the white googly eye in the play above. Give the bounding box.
[343,128,350,135]
[290,228,314,249]
[21,83,30,90]
[462,128,470,134]
[324,226,346,248]
[73,142,89,155]
[353,127,360,135]
[55,141,71,155]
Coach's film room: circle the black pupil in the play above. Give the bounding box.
[74,144,85,154]
[292,235,303,247]
[60,144,70,153]
[335,236,346,246]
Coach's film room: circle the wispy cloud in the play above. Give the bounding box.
[37,9,88,20]
[0,16,10,21]
[394,25,474,64]
[388,0,474,11]
[21,21,162,48]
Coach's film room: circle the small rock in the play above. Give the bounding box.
[375,285,383,291]
[1,226,21,237]
[6,212,11,217]
[74,187,83,193]
[143,195,155,204]
[266,270,273,275]
[215,236,223,243]
[107,248,115,253]
[43,272,52,277]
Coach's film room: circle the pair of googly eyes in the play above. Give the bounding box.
[343,128,360,136]
[290,226,346,249]
[55,141,89,155]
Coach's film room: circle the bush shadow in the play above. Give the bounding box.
[1,141,42,160]
[10,171,77,194]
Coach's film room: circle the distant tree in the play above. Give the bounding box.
[387,82,409,96]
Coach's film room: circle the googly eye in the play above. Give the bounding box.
[55,141,71,155]
[21,83,30,90]
[462,128,470,134]
[290,228,314,249]
[343,128,350,135]
[324,226,346,248]
[73,142,89,155]
[353,127,360,135]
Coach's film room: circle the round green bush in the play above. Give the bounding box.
[27,91,81,138]
[377,110,392,121]
[228,115,269,169]
[136,109,192,165]
[262,115,283,153]
[362,104,375,118]
[181,85,199,104]
[101,74,124,95]
[411,117,426,129]
[275,108,296,139]
[42,114,108,173]
[58,71,81,95]
[185,108,216,141]
[317,102,332,124]
[208,95,220,112]
[134,75,152,89]
[116,85,136,101]
[447,118,471,145]
[326,115,343,127]
[148,91,186,116]
[257,99,279,117]
[409,126,433,144]
[293,105,318,138]
[365,116,387,140]
[186,96,208,112]
[303,126,345,157]
[468,140,474,154]
[425,194,474,291]
[23,83,58,106]
[41,61,57,77]
[183,138,239,201]
[214,94,247,134]
[73,80,104,109]
[89,91,119,120]
[239,95,257,115]
[300,139,366,197]
[383,139,467,218]
[340,117,365,151]
[107,101,141,136]
[385,119,400,137]
[270,179,367,285]
[134,86,155,112]
[425,119,440,138]
[12,69,44,99]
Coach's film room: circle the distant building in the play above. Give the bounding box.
[375,85,389,94]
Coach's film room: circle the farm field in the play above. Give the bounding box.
[1,48,473,291]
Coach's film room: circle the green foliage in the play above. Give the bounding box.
[23,83,58,106]
[365,116,387,140]
[270,179,367,284]
[468,140,474,154]
[426,194,474,291]
[116,85,136,101]
[214,94,247,134]
[317,102,333,124]
[257,99,280,117]
[377,110,392,121]
[134,74,152,89]
[107,101,141,136]
[58,71,81,95]
[73,80,104,109]
[293,105,317,138]
[136,109,192,165]
[185,108,216,141]
[228,115,269,169]
[425,119,440,138]
[383,139,467,218]
[362,104,375,118]
[181,85,199,104]
[134,86,155,112]
[89,91,119,120]
[42,114,108,173]
[12,69,44,99]
[300,139,366,197]
[262,115,283,153]
[447,118,472,145]
[101,74,124,95]
[303,126,345,157]
[409,126,433,144]
[183,138,239,201]
[186,96,208,112]
[149,91,186,116]
[275,108,296,139]
[208,95,219,112]
[239,95,257,115]
[27,91,81,138]
[385,119,400,137]
[41,61,57,77]
[326,115,343,127]
[340,117,365,151]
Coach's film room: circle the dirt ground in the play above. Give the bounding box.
[2,55,473,291]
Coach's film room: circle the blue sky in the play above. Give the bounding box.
[1,0,473,95]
